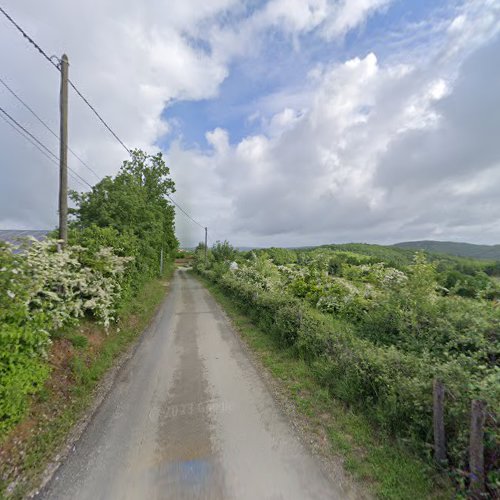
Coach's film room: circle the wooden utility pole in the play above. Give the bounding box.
[204,227,208,267]
[160,246,164,275]
[58,54,69,245]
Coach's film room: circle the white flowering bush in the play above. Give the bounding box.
[195,244,500,492]
[0,238,132,435]
[233,264,278,292]
[276,264,303,284]
[381,267,408,290]
[316,278,357,312]
[24,238,132,329]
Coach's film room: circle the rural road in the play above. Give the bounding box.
[38,269,344,500]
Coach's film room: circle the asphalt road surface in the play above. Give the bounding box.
[39,269,344,500]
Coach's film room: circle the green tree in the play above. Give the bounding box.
[212,240,236,262]
[70,149,178,289]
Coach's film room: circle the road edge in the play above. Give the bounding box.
[27,278,174,499]
[193,271,372,499]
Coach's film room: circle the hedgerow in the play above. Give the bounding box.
[0,149,178,438]
[0,238,130,435]
[194,242,499,494]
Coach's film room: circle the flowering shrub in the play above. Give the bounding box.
[24,239,132,328]
[233,260,281,292]
[380,267,408,289]
[0,243,49,434]
[316,278,360,313]
[195,243,500,492]
[1,149,178,440]
[0,238,131,436]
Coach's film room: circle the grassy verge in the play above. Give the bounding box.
[0,264,175,499]
[196,273,453,500]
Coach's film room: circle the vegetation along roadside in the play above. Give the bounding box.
[193,241,499,498]
[0,150,178,498]
[193,271,451,499]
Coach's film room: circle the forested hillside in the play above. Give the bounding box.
[394,240,500,260]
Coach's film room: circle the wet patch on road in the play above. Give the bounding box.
[156,273,226,498]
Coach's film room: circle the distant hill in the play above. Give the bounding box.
[393,240,500,261]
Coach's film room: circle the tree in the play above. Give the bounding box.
[70,149,178,288]
[212,240,236,262]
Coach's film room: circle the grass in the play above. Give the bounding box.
[196,273,453,500]
[0,264,174,499]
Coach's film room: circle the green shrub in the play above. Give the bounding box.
[197,261,498,482]
[0,323,50,436]
[0,149,178,441]
[70,149,178,289]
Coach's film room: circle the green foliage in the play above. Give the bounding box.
[1,149,178,441]
[265,247,298,265]
[194,241,500,494]
[211,240,236,263]
[70,149,178,289]
[0,243,50,436]
[0,273,171,499]
[202,278,449,498]
[0,237,130,437]
[67,334,89,349]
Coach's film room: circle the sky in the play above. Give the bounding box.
[0,0,499,248]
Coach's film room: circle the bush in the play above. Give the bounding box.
[0,243,51,435]
[0,236,133,437]
[70,149,178,289]
[196,254,499,484]
[0,149,179,441]
[0,323,50,435]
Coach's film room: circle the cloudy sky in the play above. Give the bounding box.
[1,0,499,247]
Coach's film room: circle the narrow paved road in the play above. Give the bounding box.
[39,270,344,500]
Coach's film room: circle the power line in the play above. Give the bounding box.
[68,80,131,155]
[0,111,57,165]
[0,105,93,188]
[0,105,58,161]
[0,112,88,190]
[0,6,209,233]
[0,6,58,69]
[0,75,101,180]
[166,194,205,229]
[0,6,130,155]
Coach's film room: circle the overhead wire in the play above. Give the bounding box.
[0,6,130,155]
[0,105,93,188]
[0,75,101,180]
[0,112,88,189]
[166,194,206,229]
[0,111,58,165]
[67,80,131,155]
[0,6,210,232]
[0,6,58,69]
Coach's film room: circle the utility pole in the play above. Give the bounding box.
[58,54,69,245]
[204,227,208,267]
[160,246,164,275]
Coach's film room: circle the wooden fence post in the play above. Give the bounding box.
[433,379,447,463]
[469,399,486,497]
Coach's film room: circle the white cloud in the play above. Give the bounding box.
[0,0,392,233]
[170,0,500,247]
[0,0,236,229]
[2,0,500,249]
[321,0,391,39]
